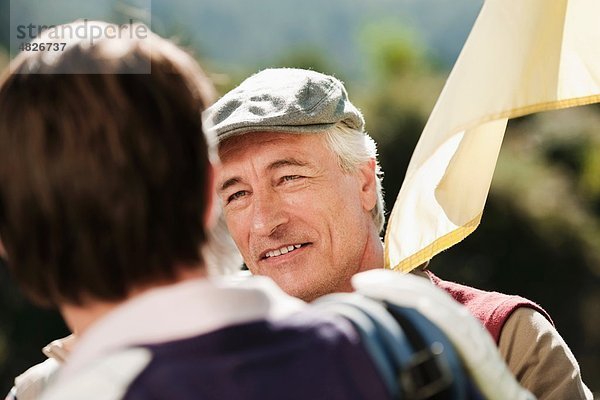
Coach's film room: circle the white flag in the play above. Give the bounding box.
[385,0,600,272]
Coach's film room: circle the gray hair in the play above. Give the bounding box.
[323,123,385,233]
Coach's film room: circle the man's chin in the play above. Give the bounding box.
[274,276,346,303]
[286,287,322,303]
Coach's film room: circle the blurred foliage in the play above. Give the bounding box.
[3,0,482,79]
[0,49,7,72]
[360,19,428,80]
[271,47,340,80]
[0,259,69,393]
[0,0,8,50]
[0,0,598,396]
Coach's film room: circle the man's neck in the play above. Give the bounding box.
[357,228,385,273]
[61,267,207,335]
[61,301,120,335]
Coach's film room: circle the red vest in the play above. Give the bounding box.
[427,271,553,343]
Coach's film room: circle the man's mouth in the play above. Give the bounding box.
[263,243,307,259]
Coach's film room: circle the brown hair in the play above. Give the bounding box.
[0,22,215,306]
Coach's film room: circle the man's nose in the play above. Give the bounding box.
[250,190,288,237]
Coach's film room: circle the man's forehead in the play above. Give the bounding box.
[218,131,327,161]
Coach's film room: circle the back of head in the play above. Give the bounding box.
[0,21,216,307]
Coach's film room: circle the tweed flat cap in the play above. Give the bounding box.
[203,68,364,141]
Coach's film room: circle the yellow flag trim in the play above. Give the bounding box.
[385,213,481,272]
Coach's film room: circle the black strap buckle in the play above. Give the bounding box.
[399,341,454,400]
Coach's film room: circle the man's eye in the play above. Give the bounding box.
[281,175,302,183]
[227,191,248,203]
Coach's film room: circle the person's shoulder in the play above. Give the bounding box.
[499,308,593,399]
[500,307,555,339]
[39,348,152,400]
[425,271,553,341]
[121,317,391,400]
[10,358,61,400]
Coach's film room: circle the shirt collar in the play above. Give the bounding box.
[57,275,305,383]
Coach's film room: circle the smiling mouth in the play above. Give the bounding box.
[263,243,307,260]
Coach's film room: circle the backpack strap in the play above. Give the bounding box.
[312,292,469,399]
[351,269,536,400]
[383,302,483,399]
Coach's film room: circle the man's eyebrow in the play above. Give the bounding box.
[267,158,309,171]
[219,158,309,192]
[219,177,241,193]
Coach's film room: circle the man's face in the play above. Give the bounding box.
[218,131,379,301]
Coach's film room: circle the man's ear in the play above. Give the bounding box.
[357,158,378,212]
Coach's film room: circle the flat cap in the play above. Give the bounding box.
[203,68,364,142]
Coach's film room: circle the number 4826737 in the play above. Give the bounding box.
[19,42,66,52]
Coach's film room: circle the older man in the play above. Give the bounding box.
[205,68,592,399]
